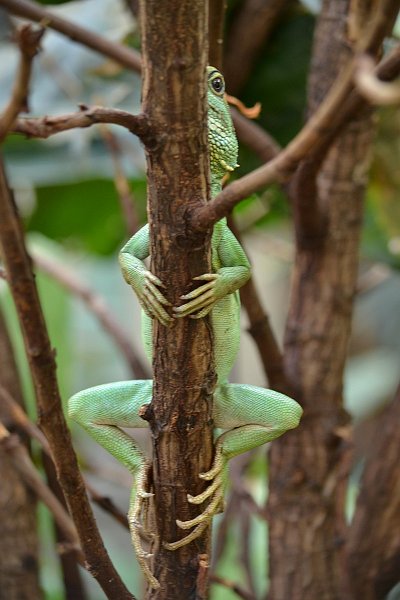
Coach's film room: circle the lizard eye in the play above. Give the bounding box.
[211,76,225,95]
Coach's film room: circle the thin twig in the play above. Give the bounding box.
[0,24,44,141]
[210,574,256,600]
[0,384,49,449]
[355,54,400,104]
[0,0,142,72]
[13,105,148,140]
[32,251,149,379]
[99,124,140,236]
[231,107,281,164]
[0,419,84,562]
[228,217,288,391]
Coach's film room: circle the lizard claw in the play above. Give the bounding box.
[128,464,160,589]
[173,273,219,319]
[139,272,173,326]
[164,450,227,551]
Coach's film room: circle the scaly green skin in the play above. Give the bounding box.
[69,67,302,588]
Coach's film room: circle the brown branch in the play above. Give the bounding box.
[0,384,49,449]
[0,24,43,141]
[99,125,141,236]
[241,275,288,390]
[0,158,135,599]
[0,0,142,73]
[138,1,213,595]
[231,107,281,163]
[377,41,400,79]
[13,105,149,140]
[32,251,150,379]
[355,54,400,104]
[227,217,287,391]
[192,2,400,232]
[0,419,84,562]
[210,574,256,600]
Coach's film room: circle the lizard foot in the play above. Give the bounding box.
[163,452,226,551]
[128,463,160,589]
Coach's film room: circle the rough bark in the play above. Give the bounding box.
[0,306,42,600]
[138,1,214,598]
[267,1,376,598]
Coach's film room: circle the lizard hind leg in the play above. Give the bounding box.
[128,463,160,589]
[68,379,160,588]
[164,383,302,551]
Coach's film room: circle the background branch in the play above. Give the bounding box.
[0,417,84,563]
[13,106,148,140]
[211,574,256,600]
[0,384,130,530]
[0,23,43,141]
[33,252,149,379]
[355,54,400,104]
[100,124,141,236]
[0,0,142,72]
[228,218,287,391]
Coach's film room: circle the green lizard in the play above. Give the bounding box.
[68,67,302,589]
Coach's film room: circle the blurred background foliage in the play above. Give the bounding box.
[1,0,400,598]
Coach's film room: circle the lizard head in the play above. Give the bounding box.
[207,66,239,193]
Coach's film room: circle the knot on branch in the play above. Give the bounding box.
[15,23,44,59]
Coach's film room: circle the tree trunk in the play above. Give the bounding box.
[267,1,375,598]
[0,306,42,600]
[138,1,214,598]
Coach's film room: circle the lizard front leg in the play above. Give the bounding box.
[119,224,173,327]
[164,383,302,550]
[68,380,160,589]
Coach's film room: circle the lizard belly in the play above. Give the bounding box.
[141,291,240,383]
[211,290,241,383]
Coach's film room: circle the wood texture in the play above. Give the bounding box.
[138,1,214,598]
